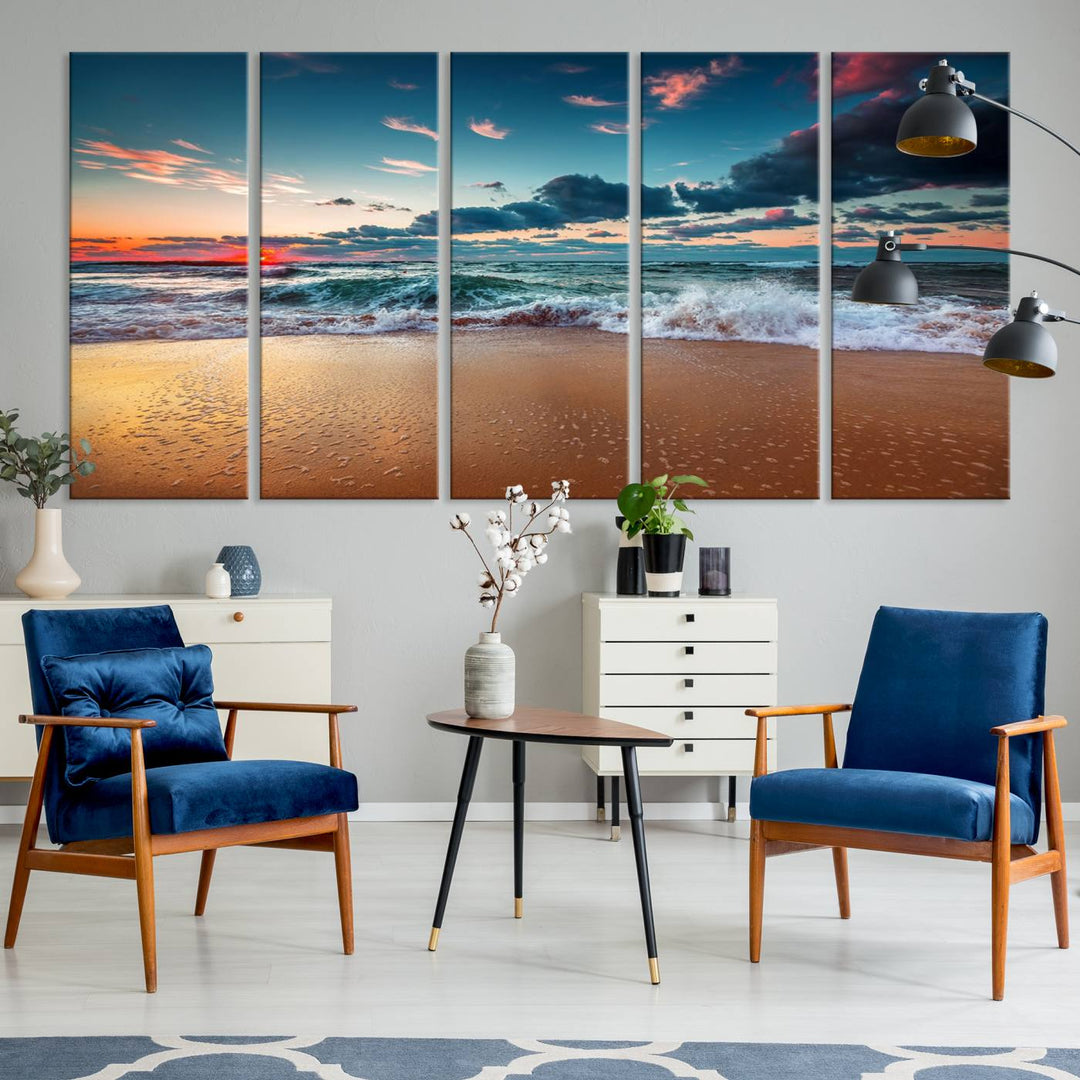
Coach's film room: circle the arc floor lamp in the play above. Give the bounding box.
[850,59,1080,378]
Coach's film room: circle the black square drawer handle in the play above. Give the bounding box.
[684,678,695,689]
[685,613,695,623]
[684,710,694,721]
[684,645,695,655]
[684,742,694,752]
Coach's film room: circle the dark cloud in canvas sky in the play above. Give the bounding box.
[672,124,819,214]
[450,172,629,234]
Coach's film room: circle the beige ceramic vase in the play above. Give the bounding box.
[15,508,81,599]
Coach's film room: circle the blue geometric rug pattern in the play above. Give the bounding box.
[2,1037,1079,1080]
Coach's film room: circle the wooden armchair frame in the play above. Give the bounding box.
[4,700,358,993]
[747,703,1069,1000]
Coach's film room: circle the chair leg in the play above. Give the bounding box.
[991,735,1011,1001]
[5,727,53,950]
[194,850,216,916]
[832,847,851,919]
[133,835,157,993]
[334,813,355,955]
[749,819,765,962]
[131,731,157,993]
[1044,731,1070,949]
[991,847,1009,1001]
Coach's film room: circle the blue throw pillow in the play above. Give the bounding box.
[40,644,228,786]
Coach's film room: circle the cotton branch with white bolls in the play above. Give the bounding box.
[449,480,572,633]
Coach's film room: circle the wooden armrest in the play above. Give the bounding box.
[19,713,156,730]
[213,701,357,715]
[745,703,852,719]
[990,715,1067,738]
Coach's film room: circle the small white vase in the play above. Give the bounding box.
[204,562,231,599]
[464,631,516,719]
[15,508,81,600]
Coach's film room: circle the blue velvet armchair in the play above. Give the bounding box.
[747,606,1068,1000]
[4,605,360,992]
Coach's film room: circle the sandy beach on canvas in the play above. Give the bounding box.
[261,332,437,499]
[70,339,248,499]
[451,326,629,499]
[832,349,1009,499]
[642,339,819,499]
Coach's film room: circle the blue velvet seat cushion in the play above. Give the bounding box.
[750,767,1036,844]
[51,759,360,844]
[40,644,228,786]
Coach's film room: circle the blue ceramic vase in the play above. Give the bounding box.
[216,545,261,597]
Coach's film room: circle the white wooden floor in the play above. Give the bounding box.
[1,820,1077,1046]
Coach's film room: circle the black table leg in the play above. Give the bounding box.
[610,775,621,841]
[728,775,738,823]
[621,745,660,984]
[513,740,525,919]
[429,735,484,951]
[596,774,606,823]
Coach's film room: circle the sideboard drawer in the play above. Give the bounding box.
[600,673,777,708]
[173,601,330,645]
[590,738,773,775]
[599,601,777,643]
[601,641,776,675]
[600,705,773,741]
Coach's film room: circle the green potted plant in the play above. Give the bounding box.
[0,409,95,599]
[617,473,707,597]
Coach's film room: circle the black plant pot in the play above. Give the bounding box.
[641,533,687,597]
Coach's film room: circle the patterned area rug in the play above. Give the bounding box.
[3,1038,1080,1079]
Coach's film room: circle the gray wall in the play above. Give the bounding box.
[3,0,1080,808]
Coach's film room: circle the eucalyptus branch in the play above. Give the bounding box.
[0,409,95,509]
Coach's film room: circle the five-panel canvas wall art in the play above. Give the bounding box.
[69,51,1010,502]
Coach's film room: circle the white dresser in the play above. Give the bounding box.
[582,593,778,829]
[0,594,333,782]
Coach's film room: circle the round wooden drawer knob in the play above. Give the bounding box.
[233,611,245,623]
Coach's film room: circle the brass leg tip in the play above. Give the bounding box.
[727,806,737,823]
[596,808,606,822]
[648,957,660,984]
[428,927,440,951]
[610,826,621,842]
[514,897,523,919]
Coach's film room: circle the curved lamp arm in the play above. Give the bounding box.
[931,244,1080,280]
[966,91,1080,161]
[889,234,1080,280]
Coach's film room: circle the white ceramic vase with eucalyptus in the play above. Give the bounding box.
[451,480,572,720]
[0,409,95,600]
[15,508,81,599]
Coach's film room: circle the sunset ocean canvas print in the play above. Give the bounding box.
[260,53,438,498]
[450,53,629,498]
[832,52,1010,499]
[70,53,248,498]
[641,53,820,498]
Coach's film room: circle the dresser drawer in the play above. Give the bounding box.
[599,600,776,642]
[600,673,776,708]
[172,600,330,645]
[590,738,773,775]
[601,641,776,675]
[600,706,772,741]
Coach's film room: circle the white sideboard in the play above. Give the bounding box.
[0,594,334,781]
[582,593,778,826]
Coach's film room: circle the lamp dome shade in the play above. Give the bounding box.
[983,319,1058,378]
[896,90,977,157]
[851,257,919,305]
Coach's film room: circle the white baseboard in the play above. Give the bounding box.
[3,802,1080,826]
